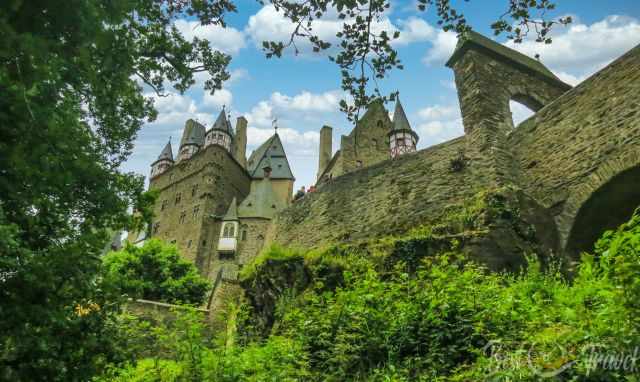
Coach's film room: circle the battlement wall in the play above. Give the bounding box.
[272,137,483,248]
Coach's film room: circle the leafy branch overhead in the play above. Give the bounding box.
[263,0,572,121]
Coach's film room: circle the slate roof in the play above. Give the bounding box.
[247,133,294,180]
[238,179,286,219]
[446,31,569,88]
[222,197,238,221]
[154,141,174,163]
[210,109,233,133]
[180,119,206,147]
[389,99,419,142]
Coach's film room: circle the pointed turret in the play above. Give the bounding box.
[205,107,234,152]
[388,98,419,158]
[150,140,174,178]
[222,197,238,221]
[158,141,174,162]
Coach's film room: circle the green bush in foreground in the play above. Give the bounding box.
[103,239,209,305]
[100,208,640,381]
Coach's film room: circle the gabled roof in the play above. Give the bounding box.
[247,133,294,180]
[238,179,286,219]
[446,31,569,89]
[390,99,419,140]
[154,141,174,163]
[180,119,206,147]
[222,197,238,221]
[210,109,233,133]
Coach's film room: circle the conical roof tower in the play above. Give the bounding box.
[388,97,419,158]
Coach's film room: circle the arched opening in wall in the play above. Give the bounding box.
[565,166,640,258]
[509,94,542,127]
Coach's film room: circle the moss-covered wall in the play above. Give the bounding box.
[271,42,640,263]
[509,44,640,251]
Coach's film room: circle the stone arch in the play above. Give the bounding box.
[558,152,640,258]
[447,31,571,135]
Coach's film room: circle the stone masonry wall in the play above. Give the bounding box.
[273,137,479,248]
[509,44,640,249]
[150,144,251,277]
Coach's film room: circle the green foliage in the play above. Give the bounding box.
[101,208,640,381]
[97,309,309,382]
[239,244,305,281]
[103,239,210,305]
[264,0,570,121]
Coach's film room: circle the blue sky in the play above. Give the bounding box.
[122,0,640,189]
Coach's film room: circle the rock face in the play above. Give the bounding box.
[273,36,640,269]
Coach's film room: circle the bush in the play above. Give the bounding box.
[102,239,209,305]
[100,209,640,381]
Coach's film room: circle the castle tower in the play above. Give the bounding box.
[205,108,234,152]
[234,116,248,168]
[150,140,174,178]
[388,98,418,158]
[217,197,239,254]
[317,125,333,181]
[178,119,206,161]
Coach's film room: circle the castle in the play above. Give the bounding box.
[132,30,640,292]
[131,89,420,284]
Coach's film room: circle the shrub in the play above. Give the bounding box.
[102,239,209,305]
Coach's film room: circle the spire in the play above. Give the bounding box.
[392,98,413,133]
[211,108,232,132]
[157,140,174,162]
[222,197,238,221]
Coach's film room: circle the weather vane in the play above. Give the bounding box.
[272,117,278,132]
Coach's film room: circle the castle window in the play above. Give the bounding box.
[241,230,247,241]
[191,184,198,197]
[202,240,207,246]
[192,205,200,218]
[187,239,192,248]
[377,120,382,128]
[160,200,168,211]
[170,239,176,244]
[179,211,186,224]
[175,193,182,205]
[222,223,235,238]
[152,222,160,234]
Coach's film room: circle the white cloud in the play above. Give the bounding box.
[245,89,345,128]
[175,19,246,55]
[246,5,439,55]
[417,104,458,120]
[506,15,640,84]
[394,17,436,45]
[202,88,233,109]
[422,30,458,65]
[414,103,463,146]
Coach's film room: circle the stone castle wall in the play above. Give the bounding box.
[149,144,251,275]
[508,44,640,250]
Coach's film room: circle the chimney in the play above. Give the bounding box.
[317,125,332,180]
[234,117,247,168]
